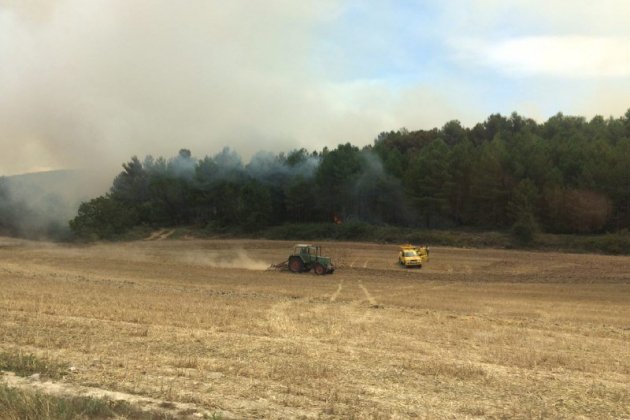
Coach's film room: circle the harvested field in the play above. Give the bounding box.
[1,237,629,418]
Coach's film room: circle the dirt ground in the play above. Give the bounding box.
[1,237,629,418]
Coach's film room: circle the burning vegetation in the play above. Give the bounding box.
[67,112,630,241]
[2,111,630,242]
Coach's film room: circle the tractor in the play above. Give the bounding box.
[269,244,335,275]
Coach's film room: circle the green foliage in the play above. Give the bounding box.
[66,108,630,243]
[536,231,630,255]
[444,139,475,225]
[315,143,362,216]
[263,222,375,241]
[351,152,408,224]
[69,196,138,240]
[239,180,273,232]
[405,138,451,227]
[284,176,316,223]
[511,211,538,244]
[543,188,612,233]
[285,148,311,167]
[597,232,630,255]
[440,120,467,146]
[469,137,510,227]
[0,177,17,234]
[264,223,340,240]
[110,156,150,206]
[507,179,539,223]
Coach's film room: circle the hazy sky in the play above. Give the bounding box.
[1,0,629,175]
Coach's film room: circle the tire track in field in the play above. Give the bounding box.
[144,229,175,241]
[358,279,378,306]
[348,260,370,270]
[330,279,344,302]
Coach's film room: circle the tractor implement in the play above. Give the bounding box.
[267,260,289,271]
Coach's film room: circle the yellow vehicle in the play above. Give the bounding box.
[398,244,429,268]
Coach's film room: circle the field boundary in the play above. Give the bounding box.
[1,371,229,419]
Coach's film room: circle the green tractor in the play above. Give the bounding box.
[269,244,335,275]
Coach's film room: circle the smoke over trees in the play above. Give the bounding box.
[2,110,629,240]
[64,110,630,240]
[0,177,18,235]
[0,171,94,239]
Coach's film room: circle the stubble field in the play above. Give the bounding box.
[1,237,629,418]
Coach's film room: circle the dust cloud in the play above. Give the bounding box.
[183,249,270,271]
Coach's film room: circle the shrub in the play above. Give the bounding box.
[511,211,538,244]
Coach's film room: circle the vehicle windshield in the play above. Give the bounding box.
[404,251,417,257]
[296,246,318,255]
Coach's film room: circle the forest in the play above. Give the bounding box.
[2,110,630,242]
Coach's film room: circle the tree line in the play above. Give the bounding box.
[36,110,630,239]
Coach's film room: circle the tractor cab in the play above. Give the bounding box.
[293,244,320,258]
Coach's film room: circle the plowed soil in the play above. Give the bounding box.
[1,237,629,418]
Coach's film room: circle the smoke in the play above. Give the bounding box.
[0,0,368,176]
[168,149,196,179]
[246,150,320,183]
[0,0,486,179]
[0,146,326,239]
[212,148,245,180]
[3,0,630,183]
[140,147,321,185]
[0,170,109,239]
[0,143,416,240]
[350,150,411,224]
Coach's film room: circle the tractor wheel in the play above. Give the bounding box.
[313,263,326,275]
[288,257,304,273]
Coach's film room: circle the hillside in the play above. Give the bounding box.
[0,170,108,238]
